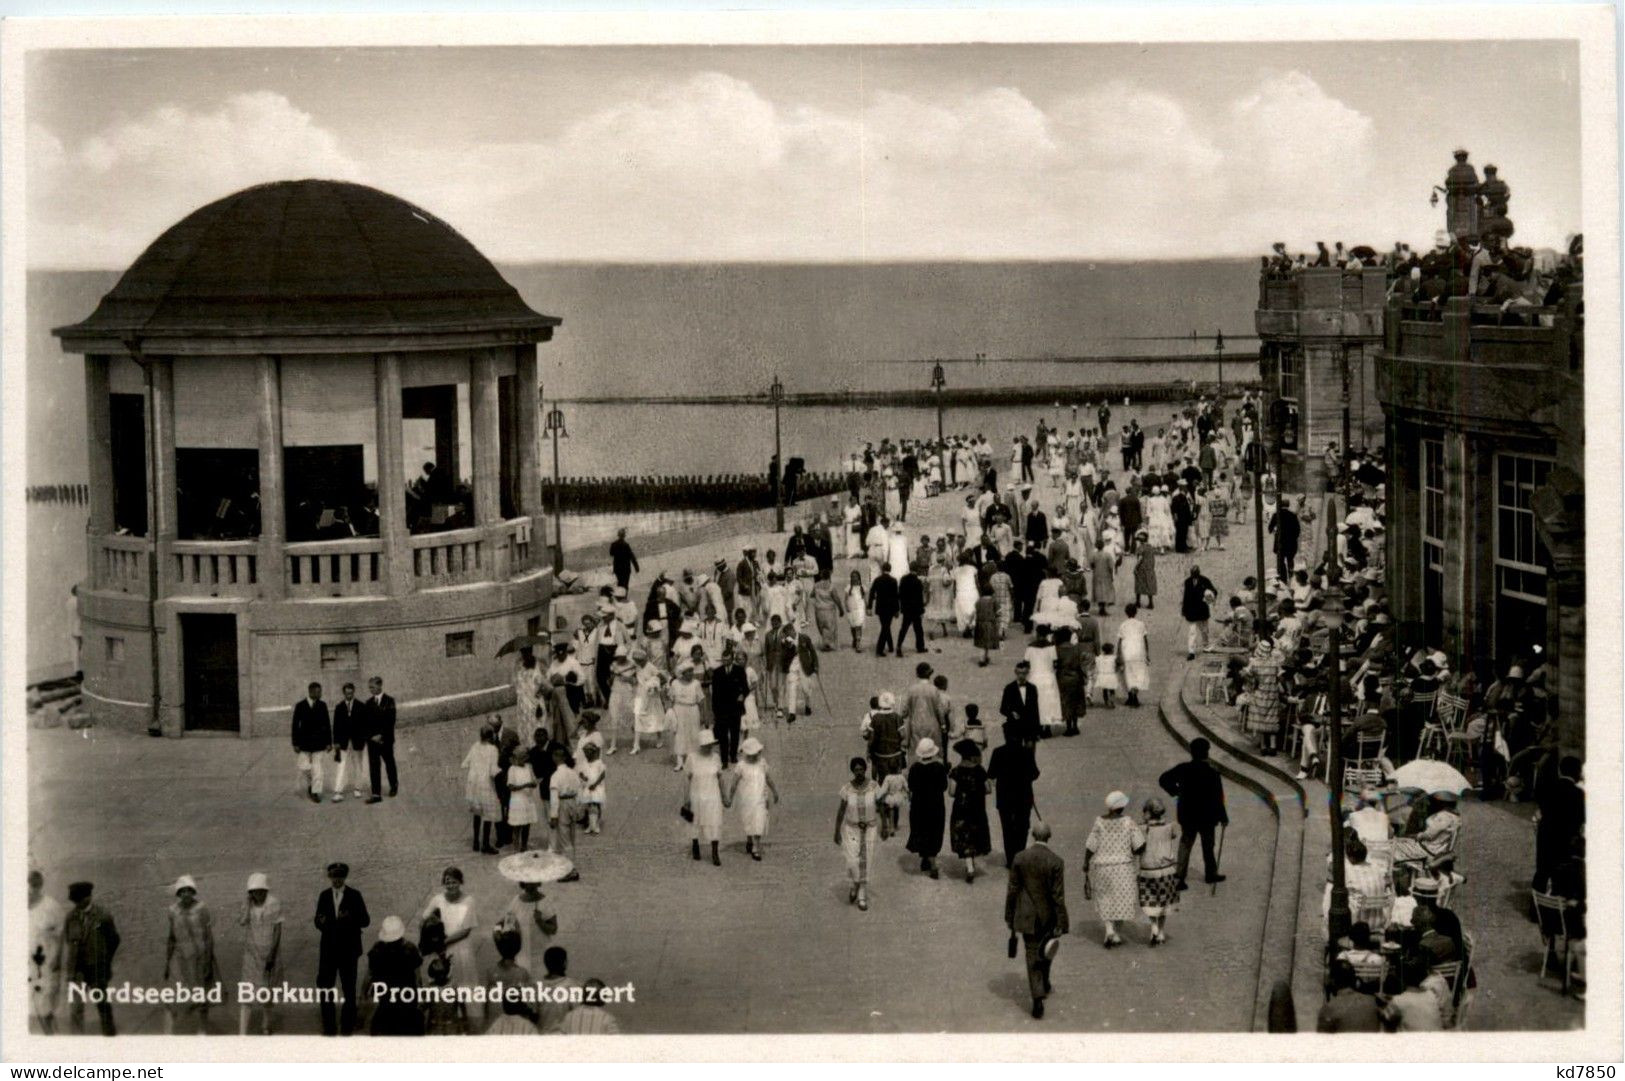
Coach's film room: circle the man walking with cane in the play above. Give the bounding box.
[1158,738,1228,891]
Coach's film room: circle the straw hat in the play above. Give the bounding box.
[378,916,405,943]
[740,737,765,757]
[1105,791,1129,812]
[698,730,718,748]
[245,872,269,892]
[171,874,198,894]
[877,691,896,710]
[915,738,939,762]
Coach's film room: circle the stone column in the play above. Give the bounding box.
[375,354,412,594]
[150,358,179,598]
[516,345,540,519]
[148,358,184,737]
[1551,562,1585,757]
[471,349,504,579]
[256,356,287,601]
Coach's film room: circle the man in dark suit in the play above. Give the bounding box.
[710,646,750,768]
[1024,505,1049,549]
[1159,738,1229,890]
[1000,657,1042,739]
[1053,627,1088,737]
[1171,484,1194,553]
[313,862,370,1036]
[1005,821,1069,1018]
[896,566,927,657]
[292,682,331,804]
[1269,498,1301,583]
[609,528,639,590]
[364,676,398,803]
[330,682,369,803]
[1118,488,1143,553]
[988,718,1040,867]
[867,562,900,657]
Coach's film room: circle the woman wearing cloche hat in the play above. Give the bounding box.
[724,736,780,860]
[163,874,218,1034]
[238,872,283,1034]
[905,739,949,879]
[1083,791,1146,948]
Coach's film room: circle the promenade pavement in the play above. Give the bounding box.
[30,449,1279,1035]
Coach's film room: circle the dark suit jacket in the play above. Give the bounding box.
[368,694,397,746]
[1158,759,1229,828]
[868,574,900,617]
[898,573,926,615]
[1054,642,1088,687]
[999,680,1040,739]
[292,699,332,752]
[1118,494,1143,534]
[1075,615,1102,656]
[987,743,1039,809]
[332,699,367,750]
[1005,841,1069,935]
[710,662,750,722]
[1025,511,1049,546]
[314,886,371,961]
[1270,509,1301,554]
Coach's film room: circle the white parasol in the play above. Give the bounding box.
[1391,759,1472,794]
[497,850,575,885]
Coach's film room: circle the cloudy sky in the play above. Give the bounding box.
[26,41,1580,268]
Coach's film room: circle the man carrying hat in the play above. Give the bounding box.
[1005,820,1068,1019]
[313,862,370,1036]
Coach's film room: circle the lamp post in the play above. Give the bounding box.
[770,374,785,533]
[544,402,567,574]
[1248,437,1268,621]
[1323,489,1351,946]
[931,361,946,447]
[1215,330,1226,399]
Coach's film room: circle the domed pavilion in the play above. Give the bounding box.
[56,179,561,736]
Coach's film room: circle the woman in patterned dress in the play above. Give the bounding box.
[1137,798,1180,946]
[1208,477,1231,549]
[1242,638,1287,754]
[834,757,881,911]
[948,739,992,881]
[1083,791,1145,947]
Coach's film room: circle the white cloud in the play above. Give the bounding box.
[31,71,1399,266]
[29,92,362,267]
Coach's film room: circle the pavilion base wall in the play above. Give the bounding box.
[77,571,551,737]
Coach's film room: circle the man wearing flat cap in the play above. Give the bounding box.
[313,862,370,1036]
[63,881,119,1035]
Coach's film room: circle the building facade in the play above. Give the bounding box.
[1254,267,1388,495]
[55,180,561,737]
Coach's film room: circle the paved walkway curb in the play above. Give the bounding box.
[1159,663,1307,1032]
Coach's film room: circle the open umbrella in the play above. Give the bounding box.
[495,633,552,659]
[1392,759,1472,794]
[497,849,575,884]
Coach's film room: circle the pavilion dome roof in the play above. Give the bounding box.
[54,179,559,350]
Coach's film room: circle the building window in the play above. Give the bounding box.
[1421,438,1445,648]
[1494,453,1554,660]
[320,642,360,670]
[104,637,125,664]
[1278,349,1300,402]
[446,631,475,658]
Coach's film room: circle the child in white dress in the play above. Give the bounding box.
[578,743,606,835]
[505,756,541,853]
[1096,643,1121,708]
[876,771,908,840]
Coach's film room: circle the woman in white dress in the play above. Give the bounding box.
[843,498,864,559]
[1116,604,1152,708]
[725,736,780,860]
[951,557,981,635]
[844,570,868,652]
[1023,630,1063,733]
[1147,486,1176,552]
[631,649,667,755]
[419,868,480,991]
[685,732,726,866]
[667,663,704,772]
[1064,474,1085,526]
[883,470,901,520]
